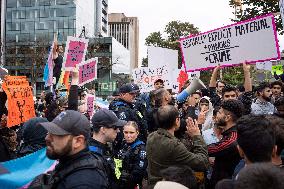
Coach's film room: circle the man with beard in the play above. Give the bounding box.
[29,110,108,189]
[207,100,244,188]
[271,81,283,103]
[251,82,277,115]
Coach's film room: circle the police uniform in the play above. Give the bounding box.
[116,139,147,189]
[89,138,118,189]
[110,98,148,142]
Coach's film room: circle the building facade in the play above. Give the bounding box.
[3,0,107,91]
[108,13,139,71]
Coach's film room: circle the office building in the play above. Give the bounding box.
[3,0,108,91]
[108,13,139,71]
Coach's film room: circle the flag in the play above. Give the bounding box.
[43,44,54,87]
[0,148,56,189]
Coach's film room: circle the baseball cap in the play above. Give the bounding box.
[119,83,139,94]
[91,109,127,128]
[40,110,91,139]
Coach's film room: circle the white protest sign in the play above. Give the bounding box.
[132,65,177,92]
[148,46,178,71]
[280,0,284,31]
[180,14,280,72]
[256,61,272,71]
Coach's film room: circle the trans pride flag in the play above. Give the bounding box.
[0,148,56,189]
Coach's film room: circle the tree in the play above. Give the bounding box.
[144,21,199,68]
[229,0,283,34]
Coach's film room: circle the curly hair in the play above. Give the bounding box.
[221,99,244,121]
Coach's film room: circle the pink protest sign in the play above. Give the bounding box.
[63,36,89,71]
[78,58,98,86]
[179,14,280,72]
[87,95,95,118]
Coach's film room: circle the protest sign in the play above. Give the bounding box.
[132,65,175,92]
[63,36,89,71]
[180,14,280,72]
[86,94,95,118]
[280,0,284,31]
[2,76,35,127]
[271,65,283,75]
[78,58,98,86]
[256,61,272,71]
[148,46,178,71]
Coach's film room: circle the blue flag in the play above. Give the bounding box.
[0,148,56,189]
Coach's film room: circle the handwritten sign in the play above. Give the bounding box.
[132,65,172,92]
[63,36,89,71]
[2,76,35,127]
[86,94,95,118]
[180,14,280,72]
[78,58,98,86]
[271,65,283,75]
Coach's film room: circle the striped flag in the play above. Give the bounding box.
[0,148,56,189]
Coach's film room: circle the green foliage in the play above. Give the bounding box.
[229,0,283,34]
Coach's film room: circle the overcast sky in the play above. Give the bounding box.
[108,0,284,65]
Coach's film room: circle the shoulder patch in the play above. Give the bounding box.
[139,150,147,160]
[119,112,127,120]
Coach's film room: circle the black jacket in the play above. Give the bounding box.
[109,99,148,142]
[116,140,147,189]
[29,148,108,189]
[89,138,117,189]
[208,126,241,188]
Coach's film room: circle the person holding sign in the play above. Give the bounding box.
[52,34,64,88]
[116,121,147,189]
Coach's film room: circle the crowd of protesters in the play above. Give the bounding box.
[0,62,284,189]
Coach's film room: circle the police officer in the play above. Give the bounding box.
[116,121,147,189]
[110,83,148,143]
[29,110,108,189]
[89,109,127,189]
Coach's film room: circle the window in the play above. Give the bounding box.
[19,0,34,7]
[6,34,16,42]
[12,11,18,19]
[40,9,49,18]
[26,10,36,19]
[11,22,20,31]
[7,0,17,8]
[63,20,68,29]
[38,0,51,6]
[6,10,12,20]
[21,22,35,32]
[68,19,75,29]
[19,10,26,19]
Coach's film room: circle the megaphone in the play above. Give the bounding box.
[176,77,206,103]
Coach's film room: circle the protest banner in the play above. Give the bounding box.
[180,14,280,72]
[148,46,178,71]
[271,65,283,75]
[86,94,95,118]
[63,36,89,71]
[78,58,98,86]
[132,65,175,92]
[2,76,35,127]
